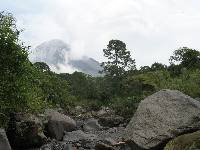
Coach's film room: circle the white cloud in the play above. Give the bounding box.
[1,0,200,68]
[50,63,78,74]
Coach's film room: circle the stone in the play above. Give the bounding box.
[40,140,67,150]
[63,130,97,143]
[97,127,125,142]
[63,144,74,150]
[164,130,200,150]
[0,128,12,150]
[103,137,117,146]
[99,116,124,128]
[83,118,102,132]
[6,113,46,149]
[96,107,113,117]
[46,109,76,140]
[124,89,200,149]
[95,142,114,150]
[76,120,84,130]
[63,130,99,149]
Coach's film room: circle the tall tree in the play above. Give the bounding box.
[0,12,29,111]
[169,47,200,69]
[101,39,136,77]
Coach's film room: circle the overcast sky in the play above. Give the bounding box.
[1,0,200,67]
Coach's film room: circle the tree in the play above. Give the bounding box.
[101,40,136,77]
[169,47,200,69]
[59,72,99,100]
[140,66,151,73]
[151,62,167,71]
[34,62,50,72]
[0,12,29,111]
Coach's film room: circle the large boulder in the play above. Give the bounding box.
[164,130,200,150]
[124,89,200,149]
[46,109,76,140]
[6,113,46,149]
[0,129,12,150]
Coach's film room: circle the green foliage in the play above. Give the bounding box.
[0,12,30,112]
[139,66,151,73]
[121,73,156,96]
[59,72,100,100]
[151,62,167,71]
[0,12,72,127]
[110,96,143,118]
[34,62,50,72]
[169,47,200,69]
[131,69,200,98]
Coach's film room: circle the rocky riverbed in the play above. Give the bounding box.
[2,89,200,150]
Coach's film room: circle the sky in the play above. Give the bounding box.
[1,0,200,68]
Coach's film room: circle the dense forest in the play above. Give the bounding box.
[1,11,200,128]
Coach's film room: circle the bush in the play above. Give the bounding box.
[110,96,143,118]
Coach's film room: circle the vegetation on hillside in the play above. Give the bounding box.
[1,12,200,126]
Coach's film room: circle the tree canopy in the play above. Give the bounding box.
[0,12,30,111]
[101,40,136,77]
[169,47,200,69]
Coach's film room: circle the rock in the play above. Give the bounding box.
[96,107,113,117]
[98,116,124,128]
[124,89,200,149]
[6,113,46,149]
[40,140,66,150]
[76,120,84,130]
[0,129,12,150]
[95,142,114,150]
[46,109,76,140]
[164,130,200,150]
[64,130,98,149]
[103,137,117,146]
[69,106,87,118]
[75,106,86,114]
[96,109,107,117]
[63,130,97,143]
[63,144,74,150]
[83,118,102,132]
[119,144,132,150]
[63,127,126,150]
[97,127,125,143]
[40,144,52,150]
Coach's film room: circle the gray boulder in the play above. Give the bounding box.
[6,113,46,149]
[63,127,126,149]
[63,130,97,143]
[83,118,102,132]
[124,89,200,149]
[0,129,12,150]
[46,109,76,140]
[63,130,97,149]
[40,140,68,150]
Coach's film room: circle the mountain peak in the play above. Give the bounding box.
[30,39,102,76]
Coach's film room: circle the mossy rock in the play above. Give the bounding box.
[164,131,200,150]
